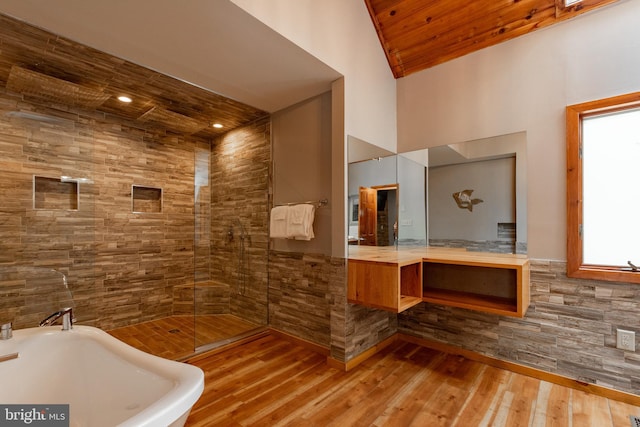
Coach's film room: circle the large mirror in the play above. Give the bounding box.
[347,132,527,254]
[347,136,397,246]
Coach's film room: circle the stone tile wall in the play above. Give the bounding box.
[344,304,398,362]
[268,250,398,363]
[268,251,336,345]
[209,119,271,326]
[399,259,640,394]
[172,282,231,316]
[329,258,348,359]
[0,89,271,331]
[428,238,516,254]
[0,90,203,329]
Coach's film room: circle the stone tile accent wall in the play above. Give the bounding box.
[399,259,640,395]
[0,89,271,332]
[172,281,231,316]
[429,238,517,254]
[210,119,271,326]
[0,91,204,329]
[268,251,336,345]
[344,304,398,362]
[329,258,348,360]
[268,250,397,363]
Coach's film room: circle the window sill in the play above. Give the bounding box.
[567,265,640,284]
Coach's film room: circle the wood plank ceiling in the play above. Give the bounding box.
[364,0,620,78]
[0,13,268,137]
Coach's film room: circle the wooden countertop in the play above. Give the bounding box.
[348,246,529,268]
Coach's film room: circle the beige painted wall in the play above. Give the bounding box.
[272,92,333,256]
[396,0,640,260]
[429,157,515,241]
[230,0,397,153]
[230,1,395,258]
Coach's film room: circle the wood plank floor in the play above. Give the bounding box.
[108,314,258,360]
[185,334,640,427]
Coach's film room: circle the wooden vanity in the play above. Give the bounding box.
[347,246,530,317]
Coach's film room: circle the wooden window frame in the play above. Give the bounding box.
[566,91,640,284]
[555,0,620,19]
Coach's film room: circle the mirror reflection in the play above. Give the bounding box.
[347,132,527,254]
[357,184,398,246]
[347,136,397,246]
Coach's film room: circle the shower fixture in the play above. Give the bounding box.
[228,219,250,296]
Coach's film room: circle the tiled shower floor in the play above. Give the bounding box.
[108,314,258,360]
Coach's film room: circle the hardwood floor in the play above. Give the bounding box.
[108,314,259,360]
[185,334,640,427]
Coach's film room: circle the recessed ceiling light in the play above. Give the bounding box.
[212,123,223,129]
[117,95,132,103]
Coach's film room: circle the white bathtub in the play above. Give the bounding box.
[0,325,204,427]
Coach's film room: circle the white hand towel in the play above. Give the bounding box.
[287,204,315,240]
[269,205,289,239]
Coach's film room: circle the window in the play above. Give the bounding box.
[566,92,640,284]
[555,0,619,20]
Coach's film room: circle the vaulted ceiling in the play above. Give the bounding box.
[0,0,623,132]
[364,0,619,78]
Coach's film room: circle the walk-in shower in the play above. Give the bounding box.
[191,132,271,355]
[1,103,270,360]
[0,12,271,361]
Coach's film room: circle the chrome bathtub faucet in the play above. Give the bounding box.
[0,322,12,340]
[39,307,73,331]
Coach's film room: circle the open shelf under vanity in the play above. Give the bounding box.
[347,246,530,317]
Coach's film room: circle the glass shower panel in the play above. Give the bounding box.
[193,143,213,349]
[194,123,270,352]
[0,106,97,329]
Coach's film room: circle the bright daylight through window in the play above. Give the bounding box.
[566,92,640,284]
[582,109,640,266]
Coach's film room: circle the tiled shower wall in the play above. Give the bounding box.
[0,88,271,330]
[0,89,201,329]
[399,259,640,395]
[209,119,271,326]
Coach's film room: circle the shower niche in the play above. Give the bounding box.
[33,176,79,210]
[132,185,162,213]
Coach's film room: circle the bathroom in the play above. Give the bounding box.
[0,21,271,358]
[0,1,385,377]
[3,0,640,408]
[0,5,352,360]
